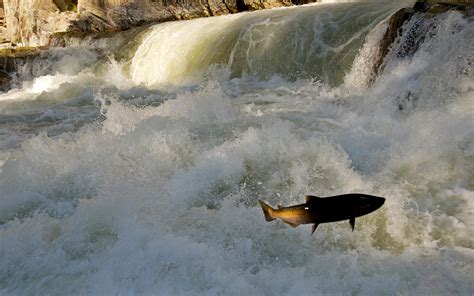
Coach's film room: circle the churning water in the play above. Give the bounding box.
[1,1,473,295]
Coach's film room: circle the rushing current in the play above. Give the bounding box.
[1,0,473,294]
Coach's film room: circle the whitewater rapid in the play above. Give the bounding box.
[1,1,473,295]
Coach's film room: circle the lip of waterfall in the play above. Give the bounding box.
[0,1,473,295]
[130,1,408,88]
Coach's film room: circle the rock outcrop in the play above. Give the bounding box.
[3,0,79,46]
[0,1,7,44]
[1,0,303,47]
[73,0,299,33]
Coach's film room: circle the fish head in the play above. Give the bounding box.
[352,194,385,216]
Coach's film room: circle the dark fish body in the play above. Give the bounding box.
[258,193,385,234]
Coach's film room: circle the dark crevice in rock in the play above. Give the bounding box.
[236,0,248,12]
[205,0,215,16]
[291,0,312,5]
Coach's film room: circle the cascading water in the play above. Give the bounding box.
[131,1,399,87]
[1,1,473,295]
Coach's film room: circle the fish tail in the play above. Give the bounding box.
[258,200,276,222]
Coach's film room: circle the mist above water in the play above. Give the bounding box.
[1,1,473,295]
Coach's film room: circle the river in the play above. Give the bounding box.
[0,1,473,294]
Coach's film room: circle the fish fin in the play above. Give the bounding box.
[311,223,319,235]
[305,195,319,203]
[283,220,299,228]
[258,200,276,222]
[349,217,355,231]
[277,204,283,209]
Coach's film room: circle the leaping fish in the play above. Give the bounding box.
[258,193,385,234]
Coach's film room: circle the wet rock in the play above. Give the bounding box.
[0,70,11,92]
[369,7,414,85]
[0,47,42,92]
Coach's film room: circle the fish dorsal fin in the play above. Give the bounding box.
[305,195,319,203]
[277,204,283,209]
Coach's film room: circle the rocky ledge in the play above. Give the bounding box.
[1,0,313,48]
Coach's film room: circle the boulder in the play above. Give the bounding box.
[3,0,79,46]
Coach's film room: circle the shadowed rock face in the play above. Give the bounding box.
[0,70,11,91]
